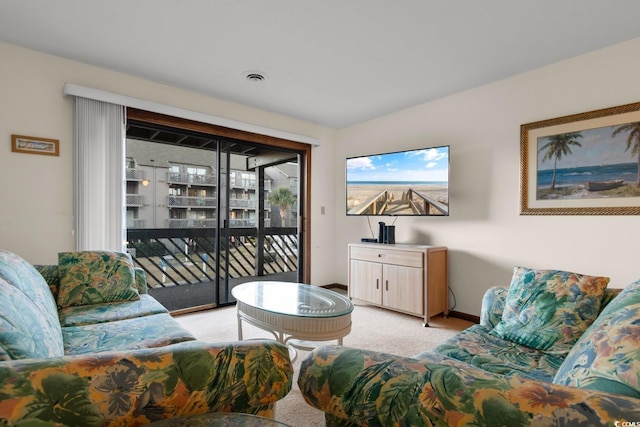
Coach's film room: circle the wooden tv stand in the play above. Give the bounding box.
[348,243,448,326]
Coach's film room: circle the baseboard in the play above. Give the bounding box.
[448,310,480,324]
[321,283,347,291]
[322,284,479,324]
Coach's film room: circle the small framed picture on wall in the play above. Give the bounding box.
[11,134,59,156]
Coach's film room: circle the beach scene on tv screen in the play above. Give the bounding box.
[346,146,449,216]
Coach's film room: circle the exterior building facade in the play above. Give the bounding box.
[125,139,297,230]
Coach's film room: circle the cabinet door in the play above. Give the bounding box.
[382,264,423,316]
[349,259,383,305]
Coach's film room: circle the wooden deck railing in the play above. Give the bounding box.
[126,227,298,289]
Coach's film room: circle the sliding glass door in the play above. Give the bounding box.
[124,110,308,313]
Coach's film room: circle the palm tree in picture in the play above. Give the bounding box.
[612,122,640,186]
[538,131,583,189]
[268,187,296,226]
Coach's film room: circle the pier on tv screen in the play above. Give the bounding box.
[346,145,449,216]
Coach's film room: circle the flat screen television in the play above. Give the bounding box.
[346,145,449,216]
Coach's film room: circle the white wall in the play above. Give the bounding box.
[0,42,337,287]
[334,38,640,315]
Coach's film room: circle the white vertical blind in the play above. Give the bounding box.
[73,97,126,251]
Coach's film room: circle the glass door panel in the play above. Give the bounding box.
[125,119,304,313]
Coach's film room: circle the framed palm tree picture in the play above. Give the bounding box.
[520,101,640,215]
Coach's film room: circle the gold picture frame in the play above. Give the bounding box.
[11,134,59,156]
[520,102,640,215]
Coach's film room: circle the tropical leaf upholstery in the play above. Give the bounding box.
[37,263,148,299]
[57,251,141,308]
[427,324,564,382]
[0,340,293,426]
[0,251,64,361]
[553,279,640,398]
[298,346,640,427]
[62,312,195,355]
[0,250,294,424]
[478,285,508,328]
[298,270,636,426]
[0,277,65,360]
[490,267,609,354]
[58,293,168,327]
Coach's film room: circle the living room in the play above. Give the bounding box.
[2,3,640,426]
[3,35,640,318]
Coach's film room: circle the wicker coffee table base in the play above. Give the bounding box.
[235,300,352,356]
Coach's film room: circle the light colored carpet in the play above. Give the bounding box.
[174,300,473,427]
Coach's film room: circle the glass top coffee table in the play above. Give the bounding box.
[231,281,353,356]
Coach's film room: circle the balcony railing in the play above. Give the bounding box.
[229,198,255,209]
[229,177,272,191]
[168,172,216,186]
[126,194,143,206]
[126,168,143,181]
[127,227,298,287]
[127,218,145,228]
[126,227,298,310]
[228,218,272,227]
[167,218,216,228]
[168,196,216,208]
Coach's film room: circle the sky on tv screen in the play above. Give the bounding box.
[346,146,449,183]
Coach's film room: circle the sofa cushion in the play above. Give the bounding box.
[36,264,148,297]
[133,267,148,294]
[430,324,563,382]
[490,266,609,354]
[58,294,168,327]
[0,278,65,360]
[553,280,640,398]
[57,251,140,308]
[62,312,195,355]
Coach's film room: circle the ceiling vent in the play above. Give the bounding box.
[242,70,267,84]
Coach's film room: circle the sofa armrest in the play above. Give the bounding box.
[298,345,640,427]
[479,286,508,327]
[0,339,293,426]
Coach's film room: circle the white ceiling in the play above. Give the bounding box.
[2,1,640,129]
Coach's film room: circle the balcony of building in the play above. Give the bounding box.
[229,177,272,191]
[127,218,146,228]
[228,218,271,227]
[167,218,216,228]
[126,194,144,207]
[168,195,217,208]
[229,198,271,210]
[126,167,144,182]
[168,172,216,186]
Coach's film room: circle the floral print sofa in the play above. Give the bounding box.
[298,267,640,426]
[0,250,293,426]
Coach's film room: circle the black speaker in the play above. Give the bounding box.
[378,222,386,243]
[385,225,395,244]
